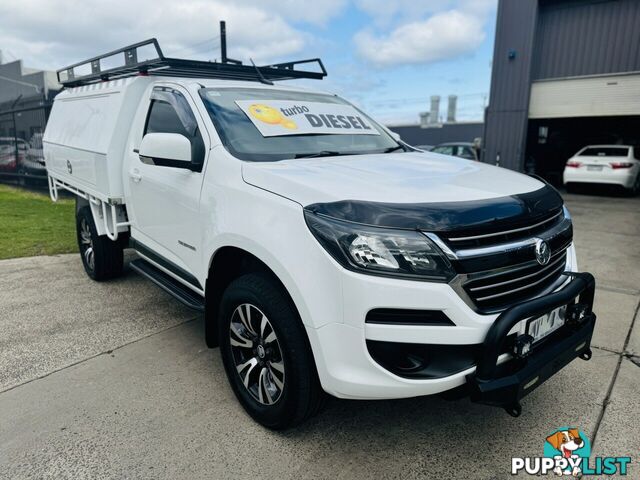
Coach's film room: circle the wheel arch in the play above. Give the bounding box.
[205,245,306,349]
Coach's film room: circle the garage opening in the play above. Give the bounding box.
[525,115,640,186]
[523,73,640,186]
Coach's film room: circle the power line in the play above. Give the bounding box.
[368,92,488,107]
[165,35,221,57]
[189,41,222,56]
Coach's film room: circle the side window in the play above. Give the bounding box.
[459,147,475,160]
[143,88,205,169]
[145,100,191,137]
[433,146,453,156]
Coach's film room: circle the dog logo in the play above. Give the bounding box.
[544,428,590,477]
[512,426,631,476]
[248,103,297,130]
[535,238,551,265]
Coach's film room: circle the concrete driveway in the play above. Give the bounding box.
[1,193,638,479]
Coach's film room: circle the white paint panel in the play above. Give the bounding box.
[43,77,151,200]
[529,73,640,119]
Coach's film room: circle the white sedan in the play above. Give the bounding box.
[563,145,640,195]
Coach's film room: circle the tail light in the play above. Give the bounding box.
[566,161,582,168]
[610,162,633,169]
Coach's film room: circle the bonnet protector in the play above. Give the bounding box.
[304,184,563,233]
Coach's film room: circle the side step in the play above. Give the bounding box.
[130,259,204,312]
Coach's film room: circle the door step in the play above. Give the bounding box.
[130,258,204,312]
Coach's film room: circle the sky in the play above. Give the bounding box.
[0,0,497,125]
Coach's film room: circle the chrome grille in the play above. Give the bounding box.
[461,245,569,311]
[434,208,573,313]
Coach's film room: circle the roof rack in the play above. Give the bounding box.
[57,38,327,87]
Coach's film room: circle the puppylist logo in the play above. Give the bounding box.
[511,427,631,477]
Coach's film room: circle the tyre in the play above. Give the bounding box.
[219,273,324,429]
[76,206,124,281]
[627,174,640,197]
[565,183,578,194]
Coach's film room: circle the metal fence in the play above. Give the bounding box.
[0,100,51,185]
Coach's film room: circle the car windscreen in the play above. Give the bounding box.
[579,147,629,157]
[199,88,400,161]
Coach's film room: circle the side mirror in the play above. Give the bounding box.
[139,133,193,169]
[389,130,401,142]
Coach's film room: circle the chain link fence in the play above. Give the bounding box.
[0,100,51,187]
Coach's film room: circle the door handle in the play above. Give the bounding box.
[129,169,142,183]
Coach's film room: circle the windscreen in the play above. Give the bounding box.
[199,88,401,161]
[579,147,629,157]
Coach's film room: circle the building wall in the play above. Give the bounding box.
[0,60,60,106]
[482,0,539,171]
[389,122,484,147]
[484,0,640,172]
[533,0,640,80]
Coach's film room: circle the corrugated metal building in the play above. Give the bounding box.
[389,122,484,148]
[483,0,640,183]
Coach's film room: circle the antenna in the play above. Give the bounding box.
[250,58,273,85]
[219,21,242,65]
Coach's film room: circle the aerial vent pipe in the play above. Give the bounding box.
[429,95,440,124]
[447,95,457,123]
[419,112,430,128]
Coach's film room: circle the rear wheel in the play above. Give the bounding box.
[627,174,640,196]
[219,273,324,429]
[76,206,124,281]
[565,183,579,194]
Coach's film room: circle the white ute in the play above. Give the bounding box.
[44,40,598,428]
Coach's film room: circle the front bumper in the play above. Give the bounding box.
[307,245,581,400]
[466,272,596,416]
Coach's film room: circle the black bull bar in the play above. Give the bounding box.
[466,272,596,417]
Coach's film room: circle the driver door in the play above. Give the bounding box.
[127,85,208,289]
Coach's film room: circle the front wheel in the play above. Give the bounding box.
[76,206,124,281]
[219,273,324,429]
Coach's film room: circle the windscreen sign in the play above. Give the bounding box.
[235,100,381,137]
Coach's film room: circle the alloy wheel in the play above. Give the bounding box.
[229,303,285,405]
[79,218,95,271]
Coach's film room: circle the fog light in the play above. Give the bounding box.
[566,303,589,325]
[514,334,534,358]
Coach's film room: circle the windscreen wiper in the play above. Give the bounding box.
[382,145,406,153]
[294,150,344,159]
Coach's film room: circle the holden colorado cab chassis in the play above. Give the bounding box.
[43,39,596,429]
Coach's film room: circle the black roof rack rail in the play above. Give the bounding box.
[57,38,327,87]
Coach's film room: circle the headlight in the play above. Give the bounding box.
[304,211,455,281]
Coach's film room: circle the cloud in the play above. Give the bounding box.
[233,0,347,25]
[0,0,314,70]
[355,0,455,26]
[354,9,486,67]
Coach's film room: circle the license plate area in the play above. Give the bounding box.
[527,305,567,344]
[587,165,603,172]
